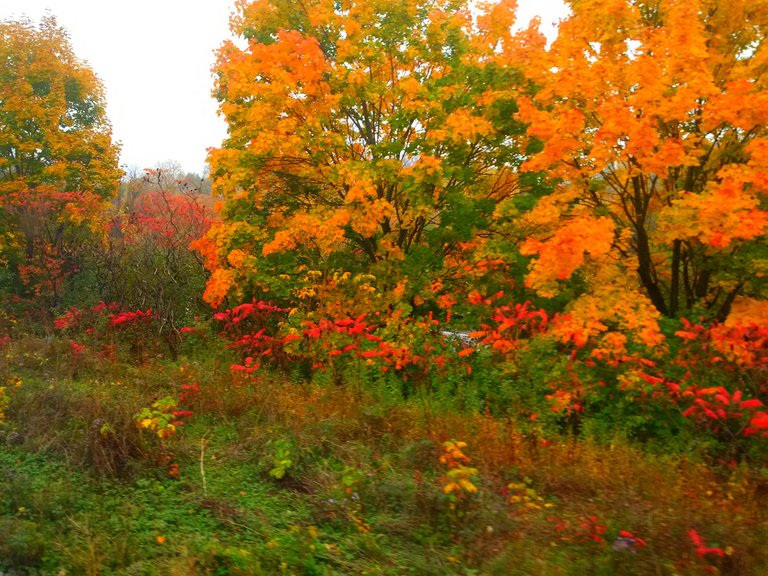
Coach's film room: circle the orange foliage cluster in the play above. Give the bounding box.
[514,0,768,320]
[183,0,768,458]
[198,0,767,351]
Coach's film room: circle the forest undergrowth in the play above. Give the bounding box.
[1,325,767,575]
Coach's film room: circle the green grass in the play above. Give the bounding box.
[1,339,768,575]
[0,440,473,575]
[0,376,475,574]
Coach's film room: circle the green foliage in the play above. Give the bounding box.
[268,437,295,480]
[135,397,179,441]
[3,333,768,575]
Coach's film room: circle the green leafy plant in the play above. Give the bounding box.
[268,438,294,480]
[135,397,180,442]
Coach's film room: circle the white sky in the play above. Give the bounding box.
[2,0,568,176]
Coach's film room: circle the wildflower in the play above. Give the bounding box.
[689,529,725,558]
[613,530,646,553]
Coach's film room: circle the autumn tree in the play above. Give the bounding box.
[514,0,768,325]
[199,0,529,316]
[97,167,214,358]
[0,16,119,195]
[116,161,210,210]
[0,16,121,307]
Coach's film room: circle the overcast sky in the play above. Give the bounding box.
[2,0,568,176]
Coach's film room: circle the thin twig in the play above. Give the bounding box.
[200,435,208,497]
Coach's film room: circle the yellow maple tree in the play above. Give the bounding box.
[201,0,529,311]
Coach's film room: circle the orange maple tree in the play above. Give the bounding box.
[513,0,768,326]
[192,0,768,445]
[198,0,530,315]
